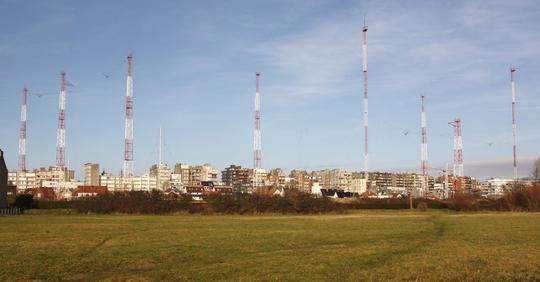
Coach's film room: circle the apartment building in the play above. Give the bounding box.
[221,165,251,193]
[84,163,100,186]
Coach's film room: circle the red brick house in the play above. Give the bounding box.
[73,186,108,198]
[32,187,56,200]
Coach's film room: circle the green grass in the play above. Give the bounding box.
[1,210,539,281]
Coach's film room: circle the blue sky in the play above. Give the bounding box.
[0,0,539,180]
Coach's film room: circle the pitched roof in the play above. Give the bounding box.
[75,186,108,195]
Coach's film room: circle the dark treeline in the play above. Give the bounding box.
[72,190,344,214]
[446,185,540,211]
[499,185,540,211]
[16,185,540,214]
[344,198,448,210]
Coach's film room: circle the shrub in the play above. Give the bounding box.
[344,198,447,210]
[416,201,428,211]
[500,185,540,211]
[71,191,343,215]
[37,200,72,209]
[72,191,193,214]
[448,193,479,211]
[14,194,34,209]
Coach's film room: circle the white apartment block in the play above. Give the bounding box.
[174,163,220,186]
[8,171,37,190]
[478,178,513,198]
[34,166,75,183]
[348,178,367,194]
[41,180,83,190]
[99,174,158,191]
[9,166,76,191]
[84,163,100,186]
[252,168,268,188]
[151,163,172,190]
[312,169,353,190]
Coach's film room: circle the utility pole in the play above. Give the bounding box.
[409,190,413,209]
[444,163,449,198]
[159,126,162,166]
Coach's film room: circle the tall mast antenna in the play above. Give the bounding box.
[159,126,162,165]
[253,71,262,191]
[157,126,162,191]
[449,118,464,193]
[18,86,28,171]
[123,53,134,177]
[421,95,428,197]
[362,19,369,189]
[510,66,518,181]
[56,72,66,167]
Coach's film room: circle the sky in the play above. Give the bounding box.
[0,0,539,180]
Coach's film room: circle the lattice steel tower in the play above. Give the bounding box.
[510,66,518,181]
[253,72,262,190]
[56,72,67,167]
[18,87,28,171]
[420,95,428,197]
[362,21,369,187]
[123,53,134,177]
[449,118,464,192]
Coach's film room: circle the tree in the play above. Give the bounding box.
[531,158,540,184]
[14,194,34,209]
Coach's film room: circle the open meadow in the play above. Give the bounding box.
[1,210,539,281]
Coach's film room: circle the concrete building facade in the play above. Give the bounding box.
[8,171,37,190]
[174,163,220,186]
[289,170,311,192]
[99,173,158,191]
[221,165,251,193]
[9,166,76,191]
[84,163,100,186]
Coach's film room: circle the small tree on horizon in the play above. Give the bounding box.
[531,158,540,184]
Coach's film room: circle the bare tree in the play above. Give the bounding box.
[531,158,540,184]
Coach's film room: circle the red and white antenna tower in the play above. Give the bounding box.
[253,71,262,190]
[420,95,428,197]
[56,72,67,167]
[449,118,464,192]
[510,66,518,181]
[123,53,134,177]
[362,20,369,187]
[18,86,28,171]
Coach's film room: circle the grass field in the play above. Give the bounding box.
[1,210,539,281]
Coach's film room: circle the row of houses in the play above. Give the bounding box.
[30,183,237,201]
[8,159,531,200]
[30,185,107,200]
